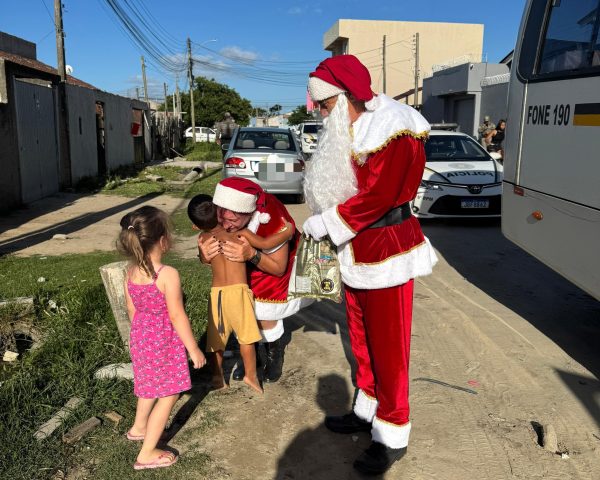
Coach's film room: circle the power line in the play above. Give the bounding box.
[39,0,55,25]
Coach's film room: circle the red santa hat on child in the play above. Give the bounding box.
[213,177,271,225]
[308,55,375,106]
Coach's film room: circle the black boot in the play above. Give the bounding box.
[353,441,407,476]
[231,361,244,381]
[325,411,372,434]
[232,344,260,381]
[263,339,284,383]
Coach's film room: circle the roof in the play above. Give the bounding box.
[239,127,292,132]
[429,129,471,136]
[0,49,97,90]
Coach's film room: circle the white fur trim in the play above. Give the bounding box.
[372,418,411,449]
[308,77,345,101]
[364,94,381,111]
[354,389,378,422]
[321,206,355,246]
[247,211,261,233]
[337,237,438,289]
[213,183,257,213]
[259,320,284,343]
[352,94,430,160]
[258,212,271,224]
[254,297,313,321]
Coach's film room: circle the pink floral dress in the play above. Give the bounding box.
[127,266,191,398]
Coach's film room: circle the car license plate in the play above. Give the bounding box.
[461,199,489,208]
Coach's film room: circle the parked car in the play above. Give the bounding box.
[222,127,305,202]
[298,121,322,154]
[184,126,216,142]
[412,130,503,218]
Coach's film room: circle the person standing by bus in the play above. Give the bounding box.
[485,119,506,157]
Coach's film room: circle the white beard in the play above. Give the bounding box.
[303,94,358,214]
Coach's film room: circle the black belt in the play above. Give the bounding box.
[368,203,412,229]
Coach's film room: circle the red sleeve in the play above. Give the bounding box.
[337,135,425,234]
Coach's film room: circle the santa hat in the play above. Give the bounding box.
[213,178,271,224]
[308,55,374,103]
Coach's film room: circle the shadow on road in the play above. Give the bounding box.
[282,299,357,385]
[274,373,369,480]
[0,192,162,255]
[422,218,600,379]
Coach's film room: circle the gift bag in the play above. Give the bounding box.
[288,235,342,303]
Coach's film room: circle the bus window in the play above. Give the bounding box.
[538,0,600,74]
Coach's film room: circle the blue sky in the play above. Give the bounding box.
[2,0,526,111]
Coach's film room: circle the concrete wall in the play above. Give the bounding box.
[66,84,97,182]
[0,61,58,209]
[66,86,150,182]
[323,20,484,99]
[0,32,36,60]
[0,67,20,210]
[421,77,445,124]
[421,63,509,136]
[479,82,509,126]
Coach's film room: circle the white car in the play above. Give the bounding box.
[412,130,503,218]
[184,126,216,142]
[298,122,322,154]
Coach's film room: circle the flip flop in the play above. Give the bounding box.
[125,430,144,441]
[133,451,178,470]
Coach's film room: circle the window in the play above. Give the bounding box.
[302,124,322,134]
[425,135,489,162]
[538,0,600,74]
[234,130,296,151]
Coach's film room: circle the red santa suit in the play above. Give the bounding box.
[213,179,309,329]
[321,93,437,448]
[247,193,306,322]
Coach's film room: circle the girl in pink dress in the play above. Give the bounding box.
[117,206,206,471]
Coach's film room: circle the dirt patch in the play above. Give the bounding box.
[0,192,186,256]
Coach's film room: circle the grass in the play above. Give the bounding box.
[170,169,222,237]
[182,140,222,163]
[0,252,215,480]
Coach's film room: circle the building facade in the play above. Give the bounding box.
[421,62,510,137]
[0,32,150,209]
[322,19,484,103]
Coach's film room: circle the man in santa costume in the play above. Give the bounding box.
[198,177,309,382]
[302,55,438,475]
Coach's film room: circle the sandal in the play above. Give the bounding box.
[133,451,178,470]
[125,430,144,441]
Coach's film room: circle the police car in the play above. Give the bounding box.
[412,130,503,218]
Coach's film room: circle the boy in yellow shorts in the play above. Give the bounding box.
[188,194,293,393]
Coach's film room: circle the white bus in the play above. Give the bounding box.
[503,0,600,301]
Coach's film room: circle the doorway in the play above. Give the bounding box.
[96,102,106,175]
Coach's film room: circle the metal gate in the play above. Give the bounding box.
[453,97,475,136]
[14,80,60,203]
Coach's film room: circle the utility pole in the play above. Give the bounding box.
[54,0,67,82]
[413,32,420,108]
[141,56,149,104]
[187,37,196,142]
[136,87,140,100]
[163,82,168,117]
[175,74,180,120]
[382,35,387,95]
[54,0,71,187]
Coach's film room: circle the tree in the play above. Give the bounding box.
[269,104,282,116]
[253,107,268,117]
[179,77,253,127]
[287,105,312,125]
